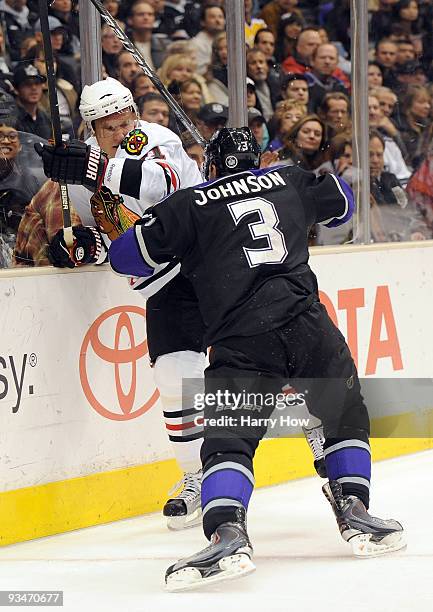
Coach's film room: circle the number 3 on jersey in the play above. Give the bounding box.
[227,197,288,267]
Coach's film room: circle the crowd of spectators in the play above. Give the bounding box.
[1,0,433,267]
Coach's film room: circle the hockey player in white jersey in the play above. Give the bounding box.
[39,78,205,529]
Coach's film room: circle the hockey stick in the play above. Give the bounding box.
[38,0,74,247]
[88,0,207,147]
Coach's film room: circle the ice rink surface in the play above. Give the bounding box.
[0,450,431,612]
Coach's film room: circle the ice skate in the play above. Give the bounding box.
[302,423,327,478]
[323,480,406,557]
[163,470,202,530]
[165,508,255,592]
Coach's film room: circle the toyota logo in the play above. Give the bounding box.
[79,305,159,420]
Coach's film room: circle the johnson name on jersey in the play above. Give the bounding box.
[109,165,354,344]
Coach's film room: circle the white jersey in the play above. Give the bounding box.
[68,121,202,296]
[68,120,202,245]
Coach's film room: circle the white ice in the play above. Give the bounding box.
[0,450,431,612]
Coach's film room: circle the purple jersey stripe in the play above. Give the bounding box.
[325,447,371,481]
[323,175,355,228]
[109,228,154,278]
[201,468,254,509]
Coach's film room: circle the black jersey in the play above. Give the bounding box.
[110,165,354,344]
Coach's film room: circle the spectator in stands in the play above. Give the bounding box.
[102,21,124,78]
[394,59,427,94]
[0,23,11,75]
[117,50,140,89]
[368,92,411,182]
[195,102,227,141]
[246,77,259,110]
[244,0,266,48]
[397,84,433,168]
[102,0,121,19]
[168,77,202,122]
[182,132,205,170]
[375,38,400,89]
[369,128,429,241]
[323,0,351,58]
[278,113,328,171]
[282,26,321,75]
[390,0,423,54]
[318,92,351,139]
[368,62,384,89]
[260,0,303,39]
[274,12,303,63]
[394,36,417,66]
[281,73,309,107]
[13,64,51,140]
[158,53,194,86]
[127,0,165,70]
[254,28,276,64]
[0,0,32,62]
[318,132,356,185]
[370,0,400,43]
[248,106,269,151]
[0,119,47,267]
[131,73,157,99]
[137,91,170,127]
[205,31,228,105]
[33,17,79,92]
[305,43,349,112]
[190,4,225,75]
[268,99,306,150]
[246,48,280,121]
[48,0,80,55]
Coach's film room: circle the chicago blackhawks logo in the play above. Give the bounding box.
[90,186,139,241]
[121,128,148,155]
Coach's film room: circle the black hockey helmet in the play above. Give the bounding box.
[203,127,261,180]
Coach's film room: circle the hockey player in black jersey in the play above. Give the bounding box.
[37,127,405,590]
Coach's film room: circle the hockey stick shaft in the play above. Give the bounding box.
[88,0,207,147]
[38,0,74,246]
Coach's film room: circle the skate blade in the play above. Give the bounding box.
[165,553,256,592]
[166,508,202,531]
[349,531,407,558]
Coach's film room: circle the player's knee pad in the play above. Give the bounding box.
[201,437,257,468]
[153,350,206,399]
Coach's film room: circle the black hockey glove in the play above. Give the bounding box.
[34,140,108,193]
[48,226,106,268]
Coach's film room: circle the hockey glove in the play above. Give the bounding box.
[48,226,106,268]
[34,140,108,193]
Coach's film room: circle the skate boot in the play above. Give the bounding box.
[165,508,255,592]
[163,469,202,530]
[323,480,406,557]
[302,423,327,478]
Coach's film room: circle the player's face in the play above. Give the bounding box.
[141,100,170,126]
[369,136,384,178]
[0,126,21,160]
[94,111,137,157]
[180,83,202,112]
[296,120,323,152]
[368,65,383,88]
[285,80,309,105]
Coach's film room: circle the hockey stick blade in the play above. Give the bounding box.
[88,0,207,147]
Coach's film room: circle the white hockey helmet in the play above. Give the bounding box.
[79,77,137,123]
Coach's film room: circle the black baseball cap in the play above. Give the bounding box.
[13,64,46,88]
[197,103,228,124]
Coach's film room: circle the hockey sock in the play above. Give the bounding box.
[154,351,206,473]
[201,453,255,540]
[324,438,371,508]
